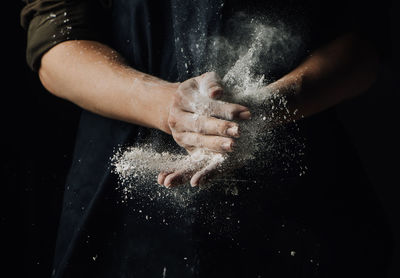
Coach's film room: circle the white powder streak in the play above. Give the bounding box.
[112,16,306,203]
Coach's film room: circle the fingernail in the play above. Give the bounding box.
[226,125,239,137]
[239,110,251,120]
[221,140,233,151]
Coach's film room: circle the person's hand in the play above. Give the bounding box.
[169,72,250,152]
[157,148,226,188]
[158,72,251,187]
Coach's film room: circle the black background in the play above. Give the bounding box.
[3,1,399,277]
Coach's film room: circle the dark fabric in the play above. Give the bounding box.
[20,0,392,277]
[20,0,111,71]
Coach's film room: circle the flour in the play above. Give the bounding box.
[114,145,225,184]
[112,15,306,204]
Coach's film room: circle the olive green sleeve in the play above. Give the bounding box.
[20,0,111,72]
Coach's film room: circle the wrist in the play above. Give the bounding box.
[155,82,180,134]
[258,73,305,124]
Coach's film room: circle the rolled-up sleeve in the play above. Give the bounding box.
[20,0,111,72]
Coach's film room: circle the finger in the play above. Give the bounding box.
[209,100,251,120]
[175,95,250,120]
[198,72,224,99]
[176,73,250,120]
[157,171,172,185]
[171,111,240,138]
[177,72,222,106]
[163,170,192,188]
[190,158,221,187]
[174,132,235,153]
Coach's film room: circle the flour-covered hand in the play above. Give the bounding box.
[159,72,251,187]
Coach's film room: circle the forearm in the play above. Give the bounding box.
[266,33,379,120]
[39,40,177,134]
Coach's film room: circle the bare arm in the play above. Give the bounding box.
[39,39,249,155]
[264,33,379,119]
[39,40,177,134]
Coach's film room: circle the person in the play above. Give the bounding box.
[21,0,392,277]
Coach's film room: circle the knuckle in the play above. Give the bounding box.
[171,94,182,107]
[173,132,183,143]
[208,101,218,114]
[211,137,218,146]
[207,85,223,97]
[176,88,186,100]
[182,78,198,91]
[221,137,232,144]
[168,115,178,129]
[225,108,235,120]
[221,121,231,134]
[189,134,203,148]
[194,134,201,146]
[190,80,199,91]
[193,116,204,133]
